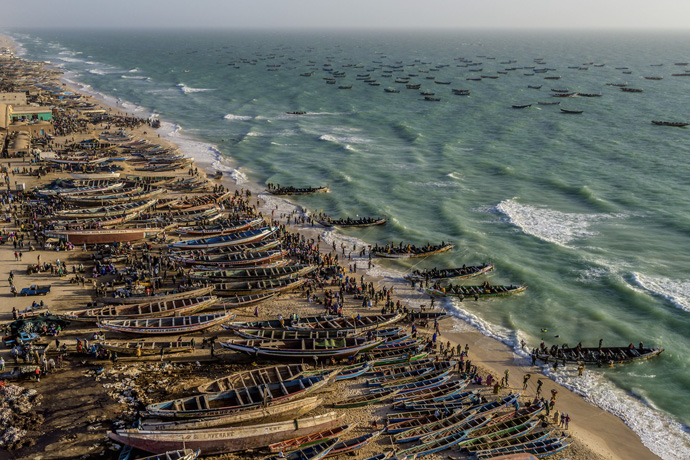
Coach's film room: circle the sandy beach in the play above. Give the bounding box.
[0,32,662,460]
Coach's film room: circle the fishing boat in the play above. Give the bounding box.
[189,265,316,282]
[425,284,527,299]
[175,218,264,236]
[212,278,308,296]
[292,313,406,332]
[373,243,454,258]
[268,424,356,453]
[208,293,276,309]
[108,412,342,454]
[45,228,163,244]
[35,181,124,197]
[197,364,309,393]
[651,120,689,127]
[101,340,194,356]
[265,438,340,460]
[266,185,330,195]
[393,410,483,444]
[168,227,278,249]
[317,216,387,228]
[326,431,382,457]
[332,389,400,408]
[98,286,215,305]
[98,312,234,335]
[143,373,335,418]
[511,104,531,109]
[140,396,322,431]
[231,329,356,341]
[64,296,218,322]
[225,315,339,331]
[534,344,663,365]
[55,199,157,219]
[135,448,200,460]
[405,264,494,282]
[472,437,570,459]
[220,337,384,361]
[560,108,584,114]
[171,249,287,267]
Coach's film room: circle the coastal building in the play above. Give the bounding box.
[0,92,28,105]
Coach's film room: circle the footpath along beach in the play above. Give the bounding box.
[0,33,662,460]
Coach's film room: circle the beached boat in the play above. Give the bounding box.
[36,181,124,197]
[221,337,384,361]
[168,227,278,249]
[208,293,276,309]
[135,448,200,460]
[100,340,194,356]
[55,199,157,219]
[212,278,308,296]
[171,249,287,267]
[108,412,342,454]
[140,396,322,431]
[197,364,309,393]
[292,313,406,332]
[425,284,527,299]
[64,296,217,322]
[45,228,163,244]
[373,243,454,258]
[143,373,335,418]
[98,286,215,305]
[534,344,663,365]
[225,315,339,331]
[326,431,382,457]
[266,438,340,460]
[189,265,316,282]
[175,218,264,236]
[393,410,482,444]
[231,329,355,341]
[268,424,356,453]
[405,264,494,282]
[98,312,234,335]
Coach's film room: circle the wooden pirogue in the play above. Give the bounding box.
[268,424,356,453]
[168,227,278,249]
[55,198,158,219]
[404,264,495,281]
[97,286,214,305]
[64,296,218,322]
[175,217,264,236]
[373,242,454,258]
[108,412,342,454]
[265,438,340,460]
[188,265,316,281]
[143,373,336,418]
[44,228,164,244]
[139,396,322,431]
[534,344,663,365]
[209,293,276,310]
[197,363,309,393]
[212,278,308,296]
[134,448,200,460]
[100,340,194,356]
[170,249,287,267]
[220,337,384,361]
[98,312,234,335]
[425,283,527,298]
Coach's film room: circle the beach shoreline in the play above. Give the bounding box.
[0,31,665,460]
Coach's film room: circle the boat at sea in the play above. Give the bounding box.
[426,283,527,298]
[373,242,454,258]
[621,87,643,93]
[534,343,663,365]
[98,312,234,335]
[651,120,689,127]
[197,363,310,393]
[64,296,218,322]
[511,104,531,109]
[316,216,387,228]
[266,185,330,195]
[560,108,584,114]
[220,337,384,361]
[143,373,335,418]
[405,264,494,282]
[108,412,342,454]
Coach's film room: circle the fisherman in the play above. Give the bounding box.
[536,379,543,396]
[523,373,531,390]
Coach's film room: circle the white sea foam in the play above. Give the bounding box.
[121,75,150,81]
[447,172,464,180]
[58,56,85,63]
[128,68,138,73]
[176,83,214,94]
[223,113,254,121]
[630,273,690,312]
[319,134,371,144]
[495,198,626,247]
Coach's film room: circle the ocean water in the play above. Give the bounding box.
[8,29,690,458]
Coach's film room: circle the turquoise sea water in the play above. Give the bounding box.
[7,29,690,458]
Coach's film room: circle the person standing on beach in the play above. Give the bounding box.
[503,369,510,387]
[523,373,531,390]
[536,379,543,396]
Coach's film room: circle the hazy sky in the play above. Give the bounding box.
[2,0,690,31]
